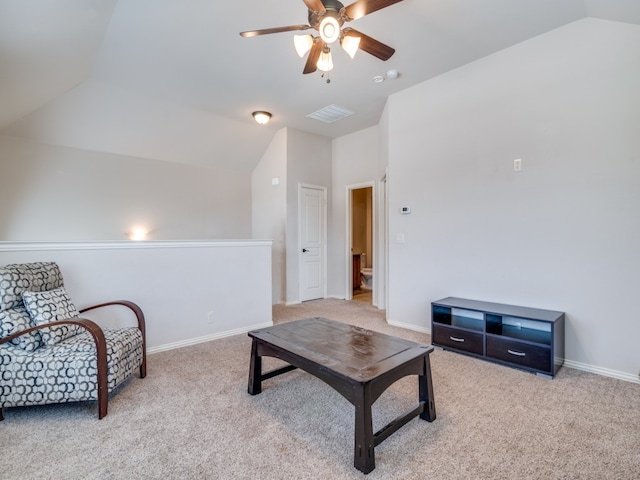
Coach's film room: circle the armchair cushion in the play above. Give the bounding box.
[0,262,64,352]
[22,287,82,346]
[0,306,41,352]
[0,262,63,309]
[1,327,144,408]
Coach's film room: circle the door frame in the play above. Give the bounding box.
[345,181,376,302]
[378,171,388,311]
[298,183,328,302]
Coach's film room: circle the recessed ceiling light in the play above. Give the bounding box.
[372,75,385,83]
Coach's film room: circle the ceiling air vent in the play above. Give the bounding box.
[307,104,355,124]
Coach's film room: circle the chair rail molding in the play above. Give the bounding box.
[0,240,272,252]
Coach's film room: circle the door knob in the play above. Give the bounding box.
[302,248,309,253]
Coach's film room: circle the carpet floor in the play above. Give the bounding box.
[1,298,639,479]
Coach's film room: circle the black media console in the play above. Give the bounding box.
[431,297,565,378]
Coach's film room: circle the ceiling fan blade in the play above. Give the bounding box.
[344,28,395,60]
[303,0,326,13]
[303,39,323,74]
[240,25,312,38]
[343,0,403,21]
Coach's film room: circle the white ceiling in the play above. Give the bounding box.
[1,0,639,171]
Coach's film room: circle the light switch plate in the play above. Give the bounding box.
[513,158,522,172]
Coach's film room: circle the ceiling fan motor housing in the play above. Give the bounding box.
[308,0,346,29]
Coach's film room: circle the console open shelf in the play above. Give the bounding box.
[431,297,565,378]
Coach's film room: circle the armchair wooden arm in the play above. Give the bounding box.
[79,300,147,378]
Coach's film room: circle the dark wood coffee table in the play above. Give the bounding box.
[247,317,436,474]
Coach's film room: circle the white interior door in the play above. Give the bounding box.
[300,185,326,302]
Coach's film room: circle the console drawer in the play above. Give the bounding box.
[486,336,551,373]
[432,324,484,355]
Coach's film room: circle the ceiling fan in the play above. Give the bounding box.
[240,0,403,75]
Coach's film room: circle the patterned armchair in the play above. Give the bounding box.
[0,262,146,420]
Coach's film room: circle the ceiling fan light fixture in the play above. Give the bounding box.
[252,111,272,125]
[319,16,340,44]
[317,45,333,72]
[294,34,314,57]
[239,0,401,78]
[341,34,360,59]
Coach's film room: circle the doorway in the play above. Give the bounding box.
[348,184,374,304]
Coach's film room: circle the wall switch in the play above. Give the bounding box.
[207,311,214,324]
[396,233,405,244]
[513,158,522,172]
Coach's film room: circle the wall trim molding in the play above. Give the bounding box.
[387,318,430,335]
[0,240,272,252]
[147,321,273,355]
[563,359,640,384]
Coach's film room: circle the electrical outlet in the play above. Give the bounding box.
[207,311,214,324]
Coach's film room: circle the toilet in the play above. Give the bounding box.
[360,267,373,290]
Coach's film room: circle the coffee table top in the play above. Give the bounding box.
[249,317,433,382]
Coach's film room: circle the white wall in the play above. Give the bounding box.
[0,135,252,241]
[4,79,276,173]
[252,128,288,304]
[329,126,381,299]
[0,241,272,351]
[0,2,117,130]
[285,128,332,304]
[386,18,640,381]
[250,127,332,305]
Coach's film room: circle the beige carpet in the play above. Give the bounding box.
[2,298,639,479]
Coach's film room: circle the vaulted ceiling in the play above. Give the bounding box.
[1,0,639,172]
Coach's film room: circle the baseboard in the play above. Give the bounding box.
[386,319,431,335]
[387,320,640,385]
[563,359,640,384]
[148,321,273,354]
[148,319,640,385]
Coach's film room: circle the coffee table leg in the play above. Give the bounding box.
[353,386,375,474]
[419,353,436,421]
[248,338,262,395]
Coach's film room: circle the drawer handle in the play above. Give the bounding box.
[449,336,465,343]
[508,349,526,357]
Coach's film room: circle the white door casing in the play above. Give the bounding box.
[299,184,327,302]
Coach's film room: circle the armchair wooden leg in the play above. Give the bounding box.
[140,353,147,378]
[86,322,109,420]
[98,395,107,419]
[96,344,108,419]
